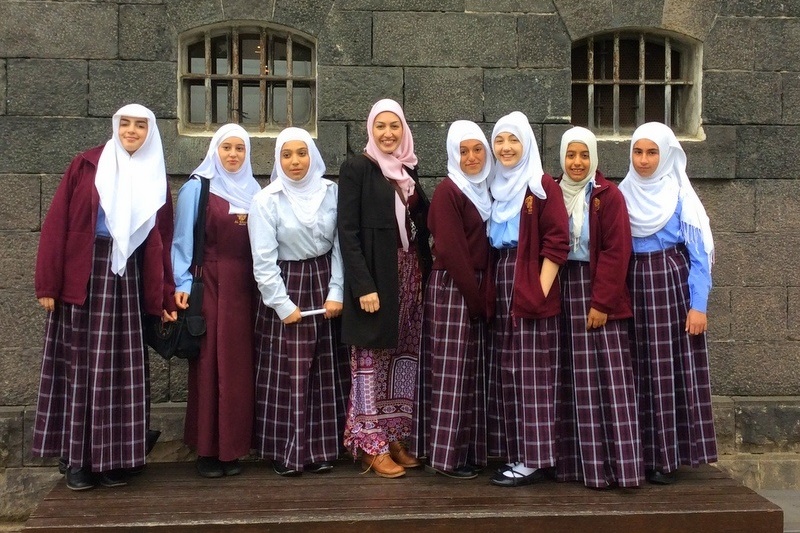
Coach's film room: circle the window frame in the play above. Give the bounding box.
[178,22,317,136]
[571,30,701,138]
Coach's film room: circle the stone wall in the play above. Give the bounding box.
[0,0,799,521]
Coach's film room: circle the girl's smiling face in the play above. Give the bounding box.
[493,132,523,167]
[459,139,487,176]
[372,111,403,155]
[564,142,591,182]
[118,116,149,155]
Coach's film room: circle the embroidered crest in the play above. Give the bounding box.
[524,196,534,214]
[593,198,601,212]
[235,214,248,226]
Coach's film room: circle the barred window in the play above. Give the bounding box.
[571,32,700,137]
[179,23,316,135]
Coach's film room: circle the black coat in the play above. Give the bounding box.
[337,154,431,349]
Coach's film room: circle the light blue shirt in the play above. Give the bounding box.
[171,178,203,294]
[95,206,111,237]
[566,185,591,263]
[488,212,520,249]
[248,180,343,320]
[632,199,712,313]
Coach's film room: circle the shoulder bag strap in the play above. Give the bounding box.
[191,176,210,278]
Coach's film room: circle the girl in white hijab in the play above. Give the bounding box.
[485,111,570,488]
[555,126,643,489]
[416,120,493,479]
[33,104,175,490]
[172,124,260,479]
[249,127,346,476]
[619,122,717,485]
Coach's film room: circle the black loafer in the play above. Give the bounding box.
[305,461,334,473]
[98,469,128,488]
[222,459,242,476]
[66,467,95,491]
[196,456,224,478]
[273,462,301,477]
[646,469,676,485]
[424,464,479,479]
[490,467,545,487]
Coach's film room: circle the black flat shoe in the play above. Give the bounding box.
[273,462,301,477]
[66,467,95,491]
[222,459,242,476]
[424,464,479,479]
[98,469,127,488]
[196,456,224,478]
[490,468,545,487]
[646,469,676,485]
[305,461,333,473]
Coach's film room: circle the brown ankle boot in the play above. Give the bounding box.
[388,441,421,468]
[361,452,405,478]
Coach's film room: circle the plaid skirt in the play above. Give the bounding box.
[32,237,148,472]
[253,254,346,470]
[487,247,560,468]
[414,269,487,471]
[343,248,422,457]
[556,261,643,488]
[629,246,717,472]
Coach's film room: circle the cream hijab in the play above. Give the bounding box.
[559,126,598,250]
[95,104,167,276]
[269,127,328,227]
[489,111,546,224]
[446,120,493,221]
[619,122,714,263]
[192,124,260,213]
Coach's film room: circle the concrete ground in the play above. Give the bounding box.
[759,490,800,533]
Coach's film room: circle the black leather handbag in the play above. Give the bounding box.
[144,176,209,360]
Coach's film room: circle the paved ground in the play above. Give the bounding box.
[759,491,800,533]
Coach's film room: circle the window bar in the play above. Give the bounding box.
[286,35,294,126]
[612,33,620,135]
[259,29,267,132]
[664,37,672,128]
[587,37,595,129]
[267,34,275,128]
[637,34,646,127]
[204,33,212,129]
[231,30,240,123]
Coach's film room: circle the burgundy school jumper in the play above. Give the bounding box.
[486,176,569,466]
[33,145,175,472]
[554,172,643,488]
[414,178,490,471]
[184,193,255,462]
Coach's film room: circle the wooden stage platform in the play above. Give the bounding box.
[23,461,783,532]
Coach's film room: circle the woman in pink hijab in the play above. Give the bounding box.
[337,99,432,478]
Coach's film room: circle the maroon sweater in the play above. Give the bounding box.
[557,171,633,319]
[511,174,570,319]
[35,145,176,316]
[428,178,491,318]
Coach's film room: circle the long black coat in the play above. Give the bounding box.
[337,154,431,349]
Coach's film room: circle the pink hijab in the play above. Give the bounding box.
[364,98,418,250]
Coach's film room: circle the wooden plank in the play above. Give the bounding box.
[24,462,783,533]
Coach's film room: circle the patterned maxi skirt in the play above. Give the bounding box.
[32,237,148,472]
[628,245,717,473]
[556,261,643,488]
[253,254,348,470]
[343,248,423,457]
[487,247,560,467]
[414,269,487,471]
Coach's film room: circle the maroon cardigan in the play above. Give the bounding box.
[511,174,570,319]
[428,177,491,318]
[556,171,633,320]
[35,145,176,316]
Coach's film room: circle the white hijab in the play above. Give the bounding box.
[95,104,167,276]
[269,127,328,227]
[559,126,598,250]
[489,111,546,224]
[192,124,260,213]
[446,120,493,221]
[619,122,714,263]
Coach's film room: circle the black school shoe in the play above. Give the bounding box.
[196,456,225,478]
[273,461,301,477]
[97,469,128,488]
[490,466,546,487]
[424,464,479,480]
[66,467,95,491]
[222,459,242,476]
[304,461,334,473]
[646,469,676,485]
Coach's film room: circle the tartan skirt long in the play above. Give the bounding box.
[32,237,148,472]
[253,254,347,470]
[628,246,717,473]
[414,269,487,471]
[556,261,643,488]
[487,247,560,468]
